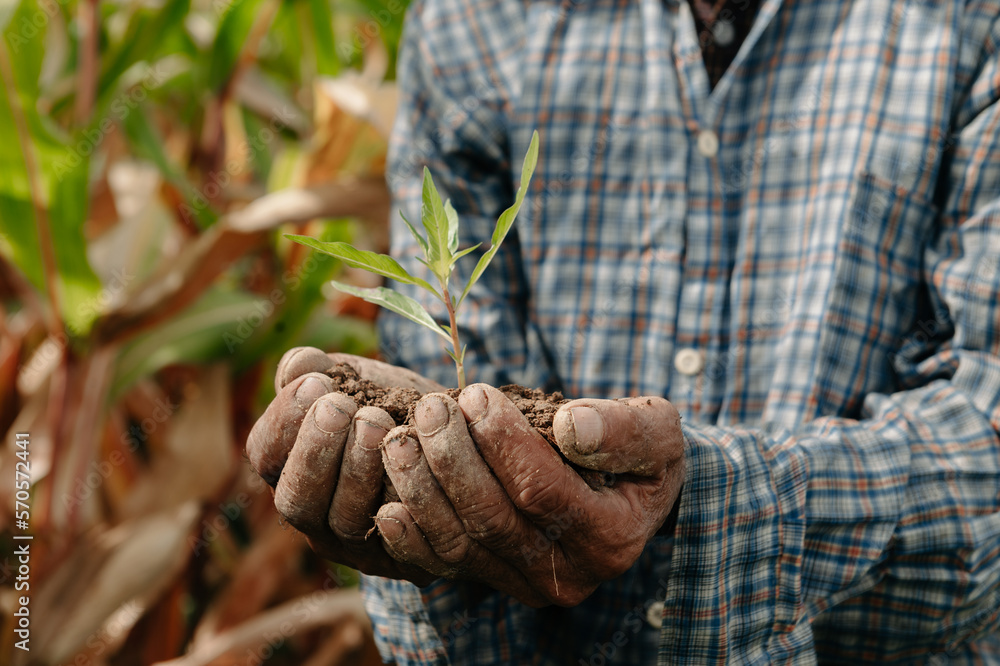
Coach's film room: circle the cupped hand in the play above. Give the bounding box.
[375,384,685,607]
[245,346,443,585]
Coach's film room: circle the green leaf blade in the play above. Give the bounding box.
[445,200,459,254]
[420,167,452,281]
[399,210,429,257]
[329,281,451,343]
[285,235,440,298]
[458,130,539,307]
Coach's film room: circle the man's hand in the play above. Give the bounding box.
[245,346,442,585]
[376,385,685,607]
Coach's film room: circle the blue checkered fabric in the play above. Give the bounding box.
[362,0,1000,662]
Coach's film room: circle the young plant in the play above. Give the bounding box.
[286,131,539,390]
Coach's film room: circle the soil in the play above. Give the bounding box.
[325,363,614,491]
[323,362,567,446]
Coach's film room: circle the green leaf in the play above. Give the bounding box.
[209,0,273,91]
[399,210,429,256]
[420,167,452,281]
[97,0,190,105]
[111,288,264,398]
[445,199,459,254]
[450,242,482,264]
[286,235,441,298]
[329,280,451,343]
[458,130,539,307]
[0,0,103,335]
[120,108,217,229]
[306,0,339,76]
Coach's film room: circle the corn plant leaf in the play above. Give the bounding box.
[458,130,539,307]
[306,0,339,76]
[0,0,103,335]
[329,281,451,342]
[286,235,441,298]
[209,0,274,91]
[420,167,452,282]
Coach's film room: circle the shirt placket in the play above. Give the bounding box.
[664,0,784,424]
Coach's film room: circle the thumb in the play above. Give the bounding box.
[553,397,683,476]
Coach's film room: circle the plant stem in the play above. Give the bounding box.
[441,286,465,390]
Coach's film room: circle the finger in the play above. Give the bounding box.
[380,426,554,601]
[247,372,334,485]
[276,347,336,391]
[553,397,683,476]
[274,393,355,533]
[329,406,395,544]
[375,503,549,607]
[381,426,475,566]
[329,353,446,393]
[413,394,550,567]
[458,384,593,526]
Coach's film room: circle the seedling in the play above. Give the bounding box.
[286,131,539,390]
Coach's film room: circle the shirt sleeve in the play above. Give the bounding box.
[661,17,1000,663]
[375,0,558,392]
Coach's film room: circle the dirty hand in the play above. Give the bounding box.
[377,385,685,607]
[245,346,443,585]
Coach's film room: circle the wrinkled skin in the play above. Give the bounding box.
[247,347,685,607]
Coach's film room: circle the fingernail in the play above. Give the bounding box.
[295,375,329,409]
[314,399,350,434]
[355,419,387,451]
[569,407,604,455]
[385,434,421,469]
[415,395,449,436]
[377,517,406,542]
[462,385,488,424]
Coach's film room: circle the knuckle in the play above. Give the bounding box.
[329,510,373,545]
[515,469,572,521]
[467,503,514,542]
[274,488,311,530]
[601,539,644,579]
[432,531,472,565]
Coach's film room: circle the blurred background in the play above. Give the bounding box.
[0,0,408,662]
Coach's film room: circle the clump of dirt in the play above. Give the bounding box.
[495,384,565,446]
[324,363,566,446]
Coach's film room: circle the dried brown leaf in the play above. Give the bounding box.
[225,179,390,233]
[152,587,369,666]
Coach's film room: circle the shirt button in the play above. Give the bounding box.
[674,348,704,376]
[646,601,664,629]
[696,129,719,158]
[712,20,735,47]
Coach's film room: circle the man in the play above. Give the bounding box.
[247,0,1000,662]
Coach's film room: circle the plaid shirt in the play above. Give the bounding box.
[361,0,1000,662]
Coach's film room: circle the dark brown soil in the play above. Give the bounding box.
[323,363,566,446]
[325,363,614,490]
